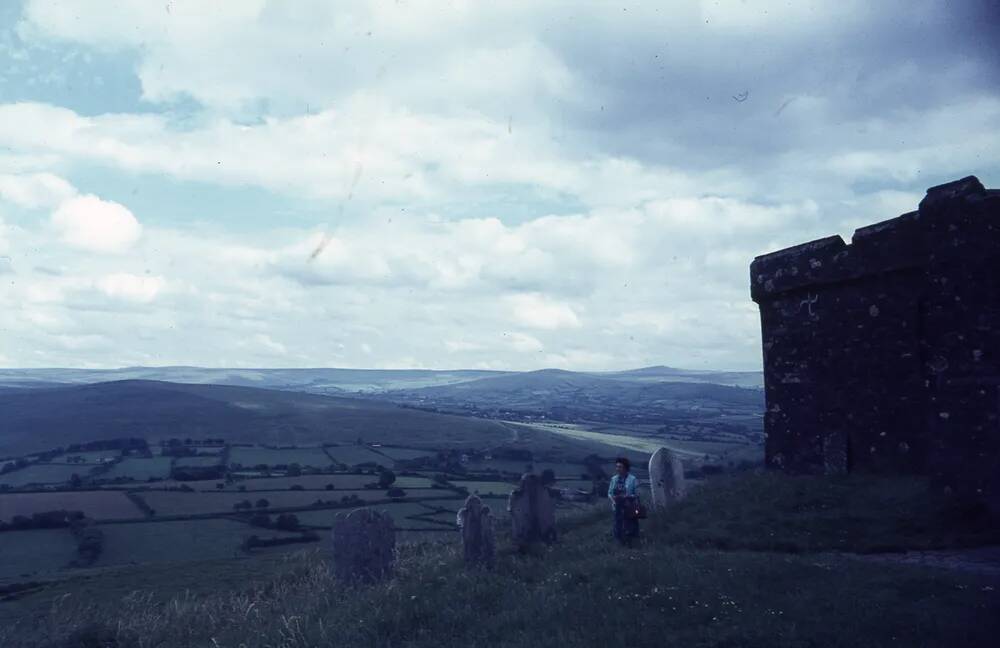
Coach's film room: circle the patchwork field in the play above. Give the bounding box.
[166,474,437,492]
[294,501,456,530]
[48,450,121,464]
[553,479,597,491]
[174,456,223,468]
[93,519,304,567]
[451,480,518,496]
[138,488,455,516]
[0,464,93,487]
[0,491,143,521]
[100,457,174,481]
[372,447,436,461]
[192,446,225,455]
[324,445,391,467]
[463,460,589,478]
[229,447,333,468]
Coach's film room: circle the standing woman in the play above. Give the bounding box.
[607,457,640,545]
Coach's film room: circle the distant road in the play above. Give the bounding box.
[505,421,707,459]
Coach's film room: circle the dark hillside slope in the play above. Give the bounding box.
[0,380,512,457]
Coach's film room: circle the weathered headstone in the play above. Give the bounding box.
[457,494,496,568]
[331,507,395,583]
[507,473,557,549]
[649,447,686,510]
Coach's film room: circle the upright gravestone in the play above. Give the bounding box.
[507,473,557,549]
[649,447,686,510]
[331,507,395,583]
[457,494,496,568]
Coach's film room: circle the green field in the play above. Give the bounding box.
[192,447,225,455]
[552,479,596,491]
[295,501,459,530]
[229,447,333,468]
[373,447,436,461]
[0,464,93,487]
[0,528,78,581]
[324,445,391,467]
[101,458,173,481]
[451,480,517,496]
[93,519,304,567]
[173,456,222,468]
[175,473,437,492]
[138,488,455,516]
[0,491,143,521]
[463,459,535,475]
[464,460,589,477]
[394,529,458,544]
[48,450,121,464]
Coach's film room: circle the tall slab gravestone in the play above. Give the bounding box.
[649,447,686,510]
[457,494,496,568]
[507,473,557,549]
[331,507,396,583]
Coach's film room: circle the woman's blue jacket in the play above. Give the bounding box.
[607,473,639,501]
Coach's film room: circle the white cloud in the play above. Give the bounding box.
[505,293,581,330]
[0,1,997,372]
[0,172,76,209]
[0,216,9,255]
[97,273,165,303]
[505,332,544,353]
[445,340,485,353]
[253,333,287,356]
[50,194,142,253]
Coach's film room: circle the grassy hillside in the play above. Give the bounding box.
[3,472,997,647]
[0,380,513,457]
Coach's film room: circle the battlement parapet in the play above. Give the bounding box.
[751,176,998,302]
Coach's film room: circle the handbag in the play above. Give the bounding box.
[623,496,646,520]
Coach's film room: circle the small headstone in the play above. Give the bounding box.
[649,447,686,510]
[331,507,395,583]
[507,473,557,549]
[457,494,496,568]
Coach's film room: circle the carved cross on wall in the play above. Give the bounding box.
[798,293,819,317]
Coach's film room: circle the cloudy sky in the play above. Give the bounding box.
[0,1,997,371]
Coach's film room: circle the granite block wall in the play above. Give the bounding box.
[750,176,999,508]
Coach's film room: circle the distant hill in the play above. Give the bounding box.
[0,380,512,458]
[0,365,762,393]
[420,368,615,394]
[594,365,763,388]
[385,368,764,428]
[398,368,762,405]
[0,367,512,394]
